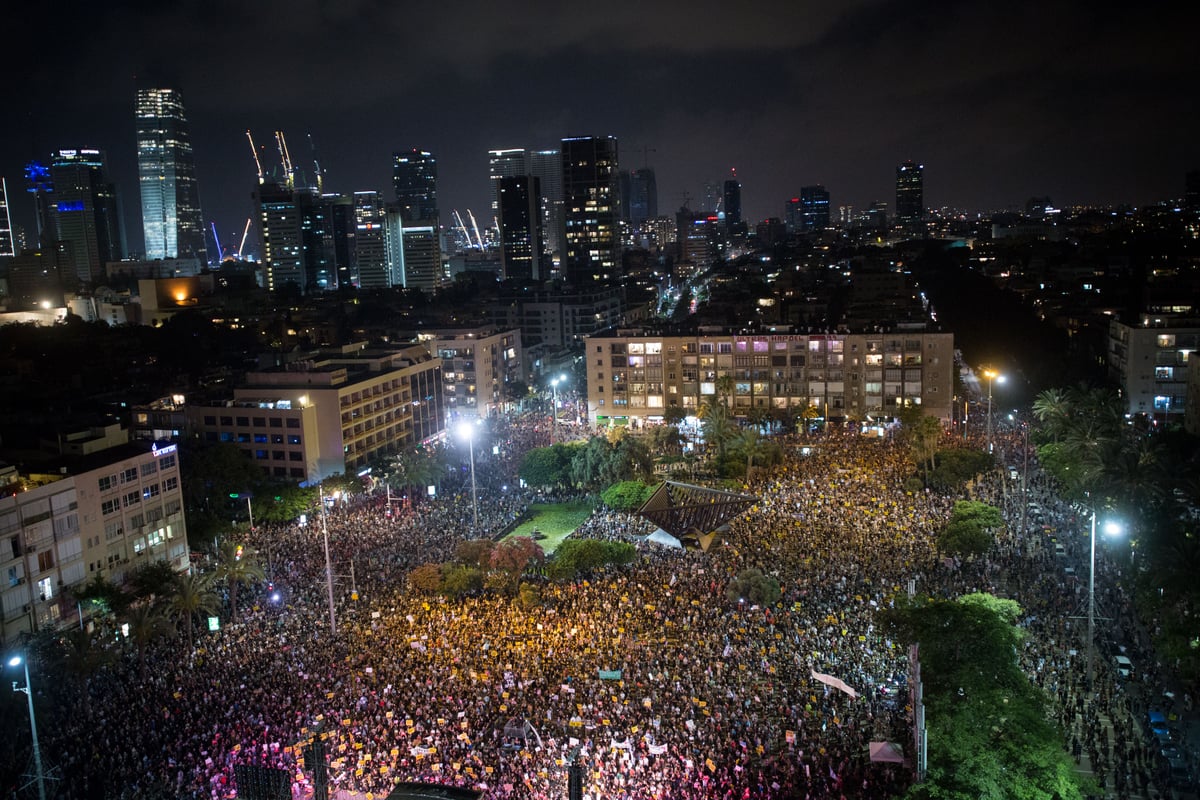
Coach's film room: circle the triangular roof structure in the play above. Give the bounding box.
[637,481,755,551]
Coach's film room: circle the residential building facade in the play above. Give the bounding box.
[585,328,955,426]
[1107,318,1197,422]
[0,440,189,641]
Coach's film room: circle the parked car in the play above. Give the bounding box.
[1114,655,1133,680]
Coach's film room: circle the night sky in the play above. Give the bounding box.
[3,0,1196,256]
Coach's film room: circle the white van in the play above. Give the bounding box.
[1114,655,1133,680]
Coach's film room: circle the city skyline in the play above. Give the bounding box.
[1,0,1196,258]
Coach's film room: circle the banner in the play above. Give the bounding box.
[598,669,623,680]
[647,742,669,755]
[810,669,858,698]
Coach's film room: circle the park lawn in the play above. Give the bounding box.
[502,500,595,554]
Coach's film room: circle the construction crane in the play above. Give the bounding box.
[275,131,294,188]
[307,133,324,193]
[246,130,264,184]
[467,209,485,250]
[452,210,473,249]
[210,222,224,261]
[237,218,253,259]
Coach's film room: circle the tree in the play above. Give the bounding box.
[725,568,782,606]
[126,560,180,606]
[75,573,131,618]
[407,563,444,595]
[168,573,220,652]
[898,407,943,484]
[516,582,542,611]
[56,629,115,718]
[213,541,266,622]
[601,480,657,512]
[880,593,1085,800]
[454,539,495,568]
[441,565,484,598]
[490,536,545,575]
[662,406,688,427]
[937,500,1003,558]
[123,603,173,681]
[519,444,575,488]
[698,399,738,463]
[548,539,636,580]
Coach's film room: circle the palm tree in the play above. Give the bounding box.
[168,573,220,652]
[213,541,266,622]
[698,399,738,462]
[123,603,173,681]
[1031,388,1072,441]
[58,628,114,718]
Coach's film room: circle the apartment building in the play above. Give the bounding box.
[585,327,954,426]
[421,327,523,420]
[187,342,444,481]
[0,440,189,641]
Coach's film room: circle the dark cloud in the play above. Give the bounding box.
[3,0,1196,249]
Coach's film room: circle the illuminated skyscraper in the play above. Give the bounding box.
[50,148,125,285]
[895,160,924,231]
[353,191,389,288]
[723,173,742,228]
[530,150,562,258]
[24,161,53,247]
[393,150,438,224]
[0,178,15,257]
[136,87,208,262]
[498,175,544,282]
[489,148,528,212]
[561,136,618,284]
[799,185,831,232]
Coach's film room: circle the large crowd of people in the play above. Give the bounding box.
[28,419,1190,800]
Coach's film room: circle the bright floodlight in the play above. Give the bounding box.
[457,421,475,441]
[1102,520,1124,537]
[997,375,1007,384]
[7,655,20,667]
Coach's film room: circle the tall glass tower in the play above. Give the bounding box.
[392,150,439,224]
[136,88,208,262]
[561,136,618,284]
[895,160,924,231]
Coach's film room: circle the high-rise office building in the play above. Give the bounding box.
[561,136,619,284]
[618,169,657,226]
[895,160,924,231]
[489,148,528,212]
[530,150,562,258]
[393,150,438,224]
[255,182,305,293]
[353,191,389,288]
[785,197,802,233]
[799,185,831,232]
[24,161,53,248]
[723,173,742,228]
[0,178,15,257]
[498,175,544,282]
[135,87,208,263]
[50,149,125,286]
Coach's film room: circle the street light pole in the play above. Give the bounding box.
[550,374,566,444]
[982,369,1004,454]
[1087,508,1123,687]
[458,422,479,529]
[9,655,46,800]
[319,484,336,637]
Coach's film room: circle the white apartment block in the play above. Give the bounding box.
[1,440,189,641]
[422,327,523,420]
[1108,318,1198,421]
[585,328,955,426]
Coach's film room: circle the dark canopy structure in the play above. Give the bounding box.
[636,481,756,551]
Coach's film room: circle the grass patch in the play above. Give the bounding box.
[502,501,595,554]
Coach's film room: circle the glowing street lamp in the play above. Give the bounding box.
[8,655,46,800]
[1088,512,1123,687]
[458,420,479,529]
[982,368,1005,453]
